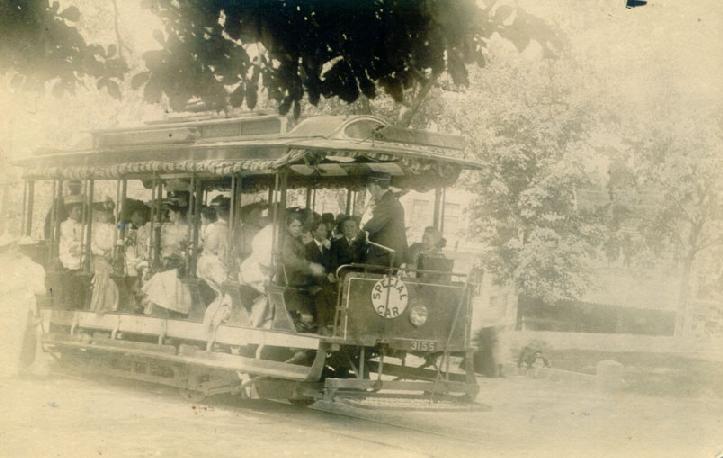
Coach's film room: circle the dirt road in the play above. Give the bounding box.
[1,371,721,457]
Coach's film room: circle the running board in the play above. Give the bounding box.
[44,334,317,381]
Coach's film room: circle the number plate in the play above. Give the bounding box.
[405,340,438,352]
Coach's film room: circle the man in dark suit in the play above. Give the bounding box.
[304,220,332,271]
[357,173,408,267]
[328,216,361,275]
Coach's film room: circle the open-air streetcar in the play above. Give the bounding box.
[13,113,483,405]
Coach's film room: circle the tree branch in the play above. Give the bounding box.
[396,71,439,128]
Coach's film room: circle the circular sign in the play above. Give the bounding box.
[371,275,409,319]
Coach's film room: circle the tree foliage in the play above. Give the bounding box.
[440,60,606,302]
[133,0,564,113]
[0,0,127,97]
[613,107,723,335]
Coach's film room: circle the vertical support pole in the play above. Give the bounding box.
[112,180,121,261]
[148,176,157,263]
[25,180,35,237]
[190,176,201,279]
[79,180,87,266]
[47,180,57,263]
[20,180,28,235]
[344,189,352,216]
[186,175,195,276]
[358,347,365,380]
[432,187,442,231]
[50,179,63,262]
[84,180,94,274]
[270,172,280,269]
[439,187,447,235]
[154,180,163,270]
[118,179,127,239]
[305,187,312,210]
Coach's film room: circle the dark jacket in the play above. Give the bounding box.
[305,240,332,271]
[358,190,408,267]
[328,236,361,273]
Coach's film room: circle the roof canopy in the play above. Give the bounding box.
[16,115,480,191]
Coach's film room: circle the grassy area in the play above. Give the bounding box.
[545,349,723,399]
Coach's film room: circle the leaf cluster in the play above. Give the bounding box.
[0,0,127,97]
[134,0,564,114]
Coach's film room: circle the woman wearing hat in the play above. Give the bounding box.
[141,200,192,319]
[88,205,119,314]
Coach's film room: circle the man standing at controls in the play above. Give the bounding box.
[357,172,408,267]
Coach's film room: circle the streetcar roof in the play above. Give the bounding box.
[14,114,481,191]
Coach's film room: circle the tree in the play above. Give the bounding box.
[440,59,607,303]
[622,107,723,336]
[0,0,127,97]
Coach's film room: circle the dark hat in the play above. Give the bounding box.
[166,191,189,207]
[366,171,392,184]
[209,195,231,209]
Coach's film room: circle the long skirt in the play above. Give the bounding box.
[89,256,119,314]
[142,269,192,316]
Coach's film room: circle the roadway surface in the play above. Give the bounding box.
[1,367,721,457]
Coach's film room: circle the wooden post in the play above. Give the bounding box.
[345,189,352,216]
[439,187,447,235]
[84,180,94,274]
[148,177,156,262]
[432,187,442,231]
[25,180,35,237]
[190,176,201,279]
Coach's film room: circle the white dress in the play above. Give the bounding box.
[59,218,83,270]
[142,223,192,315]
[89,223,119,314]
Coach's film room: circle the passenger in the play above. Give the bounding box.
[407,226,446,268]
[235,201,266,262]
[199,206,217,248]
[356,173,408,267]
[279,213,324,330]
[198,197,230,310]
[203,196,230,260]
[44,180,82,240]
[122,204,150,312]
[238,222,274,328]
[89,205,119,314]
[58,195,86,309]
[328,216,361,276]
[304,219,332,271]
[159,199,189,262]
[141,201,192,319]
[321,212,336,237]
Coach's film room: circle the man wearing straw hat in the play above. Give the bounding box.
[0,233,48,377]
